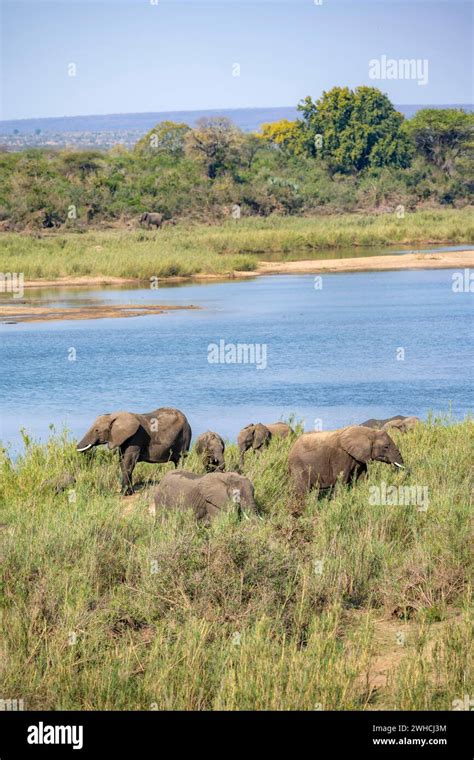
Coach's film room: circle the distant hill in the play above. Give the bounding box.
[1,104,472,136]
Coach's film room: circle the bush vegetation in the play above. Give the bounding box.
[0,418,471,710]
[0,88,472,232]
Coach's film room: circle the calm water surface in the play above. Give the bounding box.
[1,270,472,452]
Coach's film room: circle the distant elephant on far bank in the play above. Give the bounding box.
[195,431,225,472]
[76,407,191,495]
[154,470,257,522]
[237,422,294,468]
[139,212,164,229]
[360,415,420,433]
[288,425,404,497]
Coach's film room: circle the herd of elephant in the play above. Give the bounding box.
[76,408,420,522]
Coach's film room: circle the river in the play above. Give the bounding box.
[0,268,472,452]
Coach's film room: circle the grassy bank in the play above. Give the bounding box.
[1,207,473,281]
[1,417,472,710]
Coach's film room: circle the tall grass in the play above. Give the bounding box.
[0,418,472,710]
[1,207,473,281]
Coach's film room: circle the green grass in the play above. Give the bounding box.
[1,207,473,281]
[0,417,472,710]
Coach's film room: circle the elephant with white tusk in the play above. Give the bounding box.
[154,470,257,523]
[76,407,191,495]
[288,425,404,497]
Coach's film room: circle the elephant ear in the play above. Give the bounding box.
[254,423,271,448]
[108,412,141,450]
[340,426,373,463]
[237,424,254,447]
[196,476,230,519]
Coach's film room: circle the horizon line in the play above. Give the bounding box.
[2,102,473,126]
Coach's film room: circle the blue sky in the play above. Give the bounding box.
[1,0,472,120]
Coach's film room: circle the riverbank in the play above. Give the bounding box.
[252,249,474,276]
[1,420,471,709]
[7,249,474,296]
[1,208,473,283]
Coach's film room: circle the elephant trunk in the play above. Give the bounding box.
[76,430,97,452]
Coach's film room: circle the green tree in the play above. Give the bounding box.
[135,120,190,157]
[185,116,244,179]
[297,86,413,173]
[406,109,474,176]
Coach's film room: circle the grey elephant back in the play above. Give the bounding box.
[266,422,293,438]
[382,416,420,433]
[154,470,256,521]
[360,415,406,429]
[145,407,191,450]
[154,471,201,513]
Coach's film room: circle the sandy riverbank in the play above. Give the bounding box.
[2,250,472,322]
[250,250,474,275]
[0,303,199,323]
[15,250,474,291]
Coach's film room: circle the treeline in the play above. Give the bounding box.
[0,87,472,230]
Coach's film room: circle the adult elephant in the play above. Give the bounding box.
[288,425,404,497]
[195,431,225,472]
[360,415,420,433]
[139,212,164,229]
[154,471,257,522]
[76,407,191,494]
[237,422,293,468]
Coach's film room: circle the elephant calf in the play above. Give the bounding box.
[288,425,404,497]
[154,470,257,522]
[237,422,293,468]
[76,407,191,495]
[360,415,420,433]
[195,431,225,472]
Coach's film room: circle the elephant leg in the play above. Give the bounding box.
[354,463,367,482]
[291,467,310,499]
[119,446,140,495]
[171,448,186,468]
[319,485,334,500]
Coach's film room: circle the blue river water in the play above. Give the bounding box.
[0,269,472,453]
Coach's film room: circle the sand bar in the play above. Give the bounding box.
[0,303,199,323]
